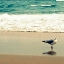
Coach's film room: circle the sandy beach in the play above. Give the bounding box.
[0,31,64,64]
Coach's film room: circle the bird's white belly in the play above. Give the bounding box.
[51,42,56,45]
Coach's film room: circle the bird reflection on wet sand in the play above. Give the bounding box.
[43,48,56,55]
[43,50,56,55]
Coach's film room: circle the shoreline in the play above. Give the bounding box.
[0,30,64,33]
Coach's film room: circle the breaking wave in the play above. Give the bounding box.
[0,13,64,32]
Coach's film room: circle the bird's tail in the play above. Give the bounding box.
[42,41,45,42]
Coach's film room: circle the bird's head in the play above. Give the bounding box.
[54,38,56,40]
[54,38,57,42]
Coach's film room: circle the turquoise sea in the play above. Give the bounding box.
[0,0,64,14]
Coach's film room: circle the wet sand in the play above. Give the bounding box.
[0,31,64,64]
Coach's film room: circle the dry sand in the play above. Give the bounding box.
[0,54,64,64]
[0,31,64,64]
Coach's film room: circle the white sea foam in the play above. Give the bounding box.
[31,5,38,6]
[41,5,51,6]
[0,13,64,32]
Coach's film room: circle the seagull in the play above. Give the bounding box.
[42,38,57,50]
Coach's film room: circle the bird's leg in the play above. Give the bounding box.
[51,45,53,50]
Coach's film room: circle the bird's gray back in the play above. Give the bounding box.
[46,40,54,44]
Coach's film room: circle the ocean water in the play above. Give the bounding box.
[0,0,64,32]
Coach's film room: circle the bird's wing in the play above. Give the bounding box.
[46,40,54,44]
